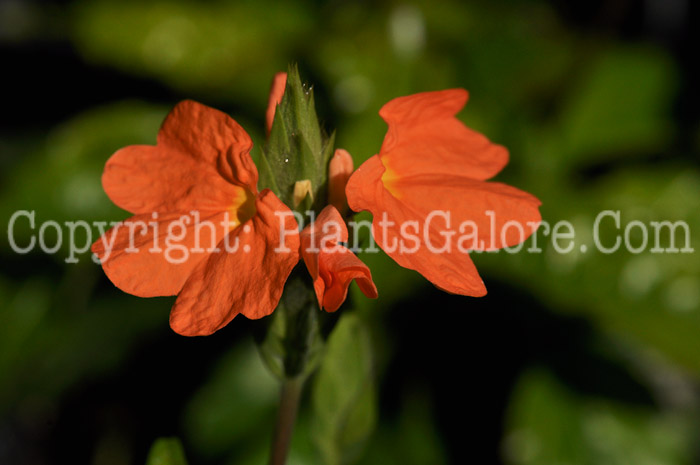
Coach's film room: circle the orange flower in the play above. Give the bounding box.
[346,89,541,296]
[300,206,377,312]
[92,100,300,336]
[93,74,378,336]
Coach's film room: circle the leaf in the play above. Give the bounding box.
[559,45,676,163]
[312,313,376,465]
[145,437,189,465]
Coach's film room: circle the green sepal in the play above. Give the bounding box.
[145,438,189,465]
[252,146,280,197]
[285,65,323,162]
[309,129,336,212]
[296,186,315,213]
[263,64,331,212]
[321,130,337,170]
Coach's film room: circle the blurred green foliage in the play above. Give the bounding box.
[1,0,699,464]
[504,369,696,465]
[312,314,376,465]
[146,438,189,465]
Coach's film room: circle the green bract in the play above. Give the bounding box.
[260,65,336,213]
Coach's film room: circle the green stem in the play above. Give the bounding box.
[269,377,304,465]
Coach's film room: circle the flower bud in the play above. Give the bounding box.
[293,179,313,207]
[328,149,354,215]
[265,72,287,136]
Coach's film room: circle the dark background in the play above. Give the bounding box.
[2,0,700,464]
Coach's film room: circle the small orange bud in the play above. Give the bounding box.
[328,148,354,215]
[265,72,287,136]
[293,179,313,207]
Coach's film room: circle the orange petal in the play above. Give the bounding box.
[159,100,258,191]
[300,206,377,312]
[328,148,354,215]
[91,211,233,297]
[169,190,300,336]
[266,72,288,136]
[346,155,385,215]
[316,248,378,312]
[102,145,245,215]
[102,101,257,215]
[388,174,542,251]
[379,89,508,181]
[347,157,485,295]
[346,155,541,296]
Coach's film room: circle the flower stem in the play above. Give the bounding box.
[269,376,303,465]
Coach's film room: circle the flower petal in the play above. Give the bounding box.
[348,159,486,295]
[389,174,542,251]
[159,100,257,190]
[266,72,287,135]
[102,101,257,214]
[91,211,233,297]
[301,206,377,312]
[169,190,300,336]
[346,155,385,214]
[346,155,541,296]
[378,89,508,181]
[102,146,244,215]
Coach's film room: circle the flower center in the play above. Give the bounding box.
[229,187,257,229]
[380,163,402,199]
